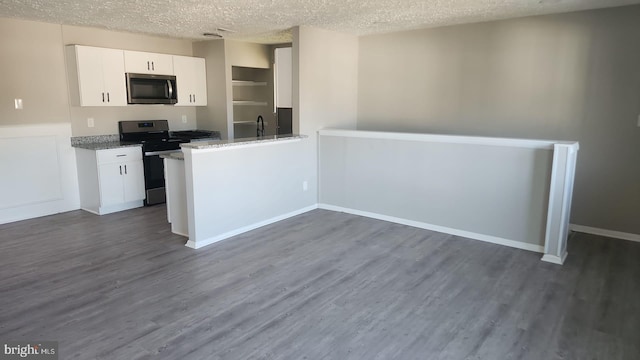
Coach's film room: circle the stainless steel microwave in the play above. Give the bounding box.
[125,73,177,104]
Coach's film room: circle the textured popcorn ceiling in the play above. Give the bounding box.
[0,0,638,43]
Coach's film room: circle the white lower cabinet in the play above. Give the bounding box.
[76,147,145,215]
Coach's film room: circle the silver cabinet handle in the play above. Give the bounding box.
[116,154,126,157]
[102,92,105,102]
[193,94,195,102]
[152,61,155,71]
[119,165,122,175]
[147,61,150,70]
[144,150,180,156]
[189,94,192,103]
[167,80,173,100]
[107,92,110,102]
[124,165,127,174]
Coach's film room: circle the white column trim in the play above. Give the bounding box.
[542,143,579,265]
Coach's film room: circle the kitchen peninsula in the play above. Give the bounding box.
[164,134,313,249]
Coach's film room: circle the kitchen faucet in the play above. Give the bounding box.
[256,115,265,137]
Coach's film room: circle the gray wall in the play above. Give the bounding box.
[0,18,70,126]
[319,134,553,248]
[294,26,359,204]
[193,39,230,137]
[357,6,640,235]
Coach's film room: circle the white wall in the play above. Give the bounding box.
[357,6,640,236]
[293,26,359,203]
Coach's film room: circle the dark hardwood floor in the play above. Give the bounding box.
[1,206,638,359]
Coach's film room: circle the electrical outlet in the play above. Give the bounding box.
[87,118,94,128]
[14,99,23,110]
[182,115,187,124]
[303,181,308,191]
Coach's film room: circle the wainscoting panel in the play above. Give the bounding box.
[0,123,80,224]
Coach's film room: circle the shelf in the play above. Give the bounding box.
[232,100,268,106]
[232,80,267,87]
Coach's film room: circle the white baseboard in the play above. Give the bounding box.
[318,204,545,253]
[185,205,319,249]
[570,224,640,243]
[80,201,144,216]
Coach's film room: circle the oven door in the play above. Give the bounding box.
[143,150,178,205]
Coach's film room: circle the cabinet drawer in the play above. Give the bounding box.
[96,147,142,164]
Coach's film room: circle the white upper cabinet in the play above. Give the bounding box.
[67,45,127,107]
[67,45,206,107]
[173,55,207,106]
[275,47,292,108]
[124,50,174,75]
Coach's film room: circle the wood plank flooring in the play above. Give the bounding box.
[1,206,639,359]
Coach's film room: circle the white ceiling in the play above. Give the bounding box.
[0,0,638,43]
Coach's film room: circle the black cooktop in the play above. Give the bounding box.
[170,130,217,140]
[119,120,218,152]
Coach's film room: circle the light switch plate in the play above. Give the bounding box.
[87,118,94,128]
[182,115,187,124]
[14,99,23,110]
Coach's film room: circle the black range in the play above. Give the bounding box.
[119,120,219,205]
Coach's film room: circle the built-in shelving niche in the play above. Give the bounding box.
[231,66,273,138]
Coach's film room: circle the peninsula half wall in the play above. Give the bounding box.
[318,129,578,265]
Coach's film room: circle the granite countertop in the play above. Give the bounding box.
[70,134,142,150]
[71,132,222,151]
[180,134,307,150]
[73,141,142,151]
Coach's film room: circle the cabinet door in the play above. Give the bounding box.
[75,46,107,107]
[124,50,174,75]
[275,47,292,108]
[98,163,125,207]
[100,48,127,106]
[192,57,207,106]
[173,56,207,106]
[73,46,126,107]
[173,55,195,106]
[122,160,146,202]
